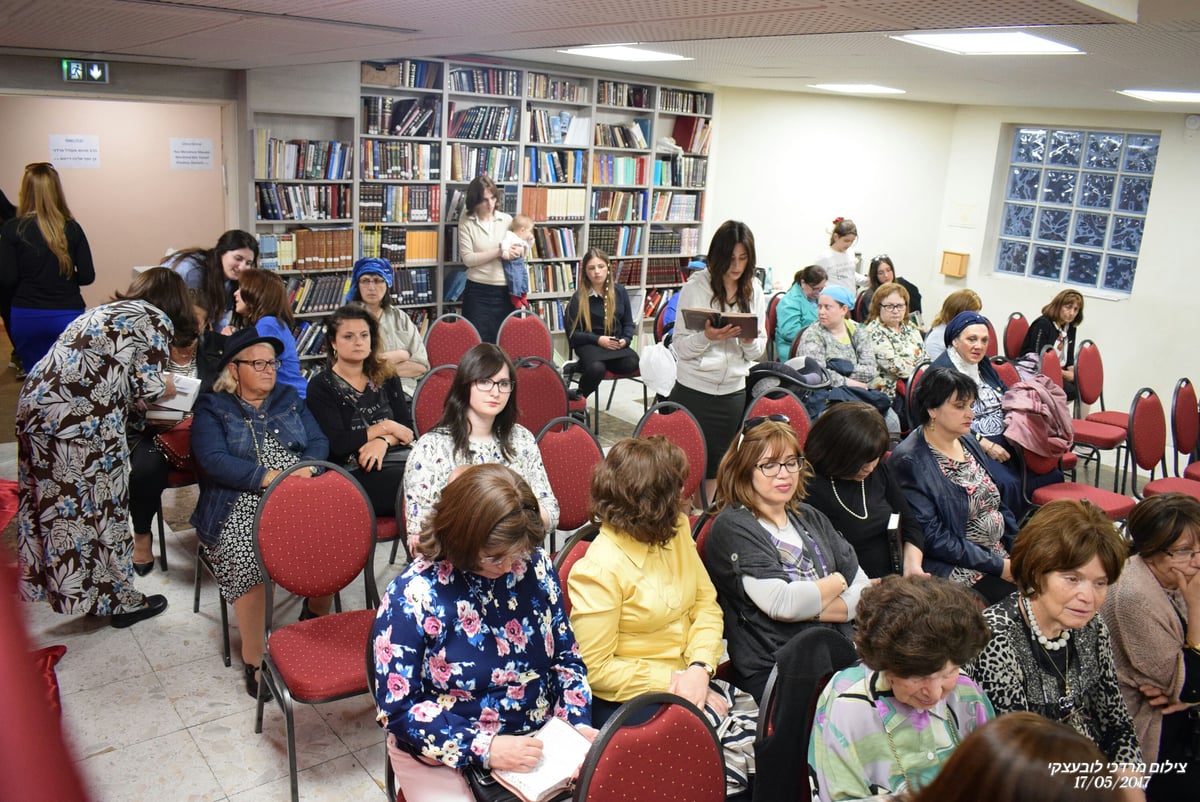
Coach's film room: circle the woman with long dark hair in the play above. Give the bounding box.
[162,228,258,332]
[457,176,518,343]
[565,247,638,399]
[232,268,305,397]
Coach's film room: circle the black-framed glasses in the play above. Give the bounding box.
[755,458,803,477]
[880,303,906,312]
[233,358,282,373]
[359,276,388,285]
[475,378,515,394]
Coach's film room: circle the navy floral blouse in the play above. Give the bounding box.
[371,549,591,769]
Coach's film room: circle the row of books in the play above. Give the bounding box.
[593,153,650,186]
[654,155,708,188]
[597,81,652,109]
[530,226,579,260]
[527,262,577,295]
[588,225,643,257]
[647,258,692,284]
[360,140,440,180]
[361,95,442,138]
[649,227,687,255]
[590,190,646,222]
[528,109,590,146]
[527,73,590,104]
[393,267,435,304]
[642,287,675,318]
[359,184,442,223]
[253,131,353,181]
[650,191,702,222]
[672,116,713,156]
[256,183,352,221]
[525,148,586,185]
[258,228,354,272]
[528,298,569,332]
[285,273,352,315]
[447,144,520,182]
[449,67,521,97]
[616,260,642,285]
[359,227,406,263]
[361,59,440,90]
[594,120,650,150]
[292,320,328,359]
[447,104,518,141]
[521,187,587,222]
[659,89,711,115]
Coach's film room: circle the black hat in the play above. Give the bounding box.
[217,326,284,373]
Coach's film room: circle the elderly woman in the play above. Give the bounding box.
[803,402,926,579]
[348,257,429,397]
[306,305,414,517]
[191,327,329,697]
[16,267,195,628]
[372,464,592,802]
[923,289,982,362]
[704,417,870,701]
[889,367,1018,604]
[863,281,927,401]
[808,575,994,801]
[569,436,757,792]
[965,499,1141,764]
[795,285,876,390]
[1101,493,1200,800]
[774,264,826,359]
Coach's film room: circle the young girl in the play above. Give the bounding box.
[232,268,306,397]
[564,248,638,399]
[814,217,858,295]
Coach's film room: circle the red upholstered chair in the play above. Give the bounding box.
[1003,311,1029,360]
[1076,340,1126,429]
[764,291,784,360]
[153,466,197,572]
[424,313,480,368]
[252,460,380,802]
[691,510,716,561]
[984,317,999,358]
[497,308,554,362]
[743,389,811,450]
[537,416,603,553]
[514,357,569,439]
[1169,378,1200,481]
[991,357,1020,389]
[1125,388,1200,501]
[575,692,726,802]
[592,365,649,435]
[907,360,932,402]
[1038,345,1064,389]
[788,329,809,360]
[553,524,598,618]
[411,364,456,436]
[653,301,671,343]
[1022,447,1136,522]
[381,485,406,565]
[634,402,707,507]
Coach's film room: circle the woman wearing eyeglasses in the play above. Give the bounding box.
[231,268,306,397]
[403,343,558,554]
[349,257,429,398]
[703,417,870,702]
[1101,494,1200,800]
[862,281,927,403]
[191,327,329,697]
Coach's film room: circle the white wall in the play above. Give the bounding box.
[711,87,1199,419]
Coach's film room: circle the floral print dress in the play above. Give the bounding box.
[15,300,172,615]
[371,549,591,769]
[864,320,927,398]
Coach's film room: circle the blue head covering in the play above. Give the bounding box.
[351,257,393,289]
[685,259,706,271]
[944,311,990,347]
[819,285,855,309]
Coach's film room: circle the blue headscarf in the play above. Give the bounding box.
[944,311,989,347]
[819,285,855,309]
[351,257,393,289]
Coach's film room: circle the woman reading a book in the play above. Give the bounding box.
[458,175,519,343]
[306,305,414,517]
[349,256,429,398]
[232,268,306,398]
[564,248,638,400]
[669,220,767,502]
[373,464,593,802]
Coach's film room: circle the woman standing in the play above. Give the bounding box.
[306,305,414,517]
[669,220,767,500]
[0,162,95,371]
[163,229,258,332]
[814,217,858,295]
[232,268,306,397]
[15,268,196,627]
[1101,493,1200,800]
[863,281,927,401]
[348,257,429,398]
[1021,289,1084,401]
[564,248,638,400]
[774,264,826,359]
[457,176,517,343]
[795,286,877,389]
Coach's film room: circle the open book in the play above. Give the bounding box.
[145,374,202,422]
[680,307,759,339]
[492,717,592,802]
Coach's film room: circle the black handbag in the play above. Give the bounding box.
[463,766,521,802]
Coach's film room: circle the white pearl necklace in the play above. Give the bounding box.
[1022,594,1070,651]
[830,477,869,521]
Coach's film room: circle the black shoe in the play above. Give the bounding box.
[567,389,583,402]
[245,663,273,701]
[133,561,155,577]
[111,594,168,628]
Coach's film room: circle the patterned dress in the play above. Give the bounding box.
[930,447,1007,589]
[864,320,927,398]
[15,300,172,615]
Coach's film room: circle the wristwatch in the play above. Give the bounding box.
[689,661,716,678]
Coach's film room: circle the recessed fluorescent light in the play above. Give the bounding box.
[892,31,1081,55]
[1119,89,1200,103]
[557,44,690,62]
[809,84,906,95]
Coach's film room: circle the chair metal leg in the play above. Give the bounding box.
[155,501,169,571]
[605,379,618,411]
[285,698,299,802]
[195,544,231,666]
[193,546,203,614]
[388,536,402,565]
[218,596,231,667]
[592,389,601,435]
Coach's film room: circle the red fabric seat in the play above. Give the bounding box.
[1071,419,1126,449]
[424,313,480,368]
[634,402,707,506]
[1030,483,1135,520]
[537,417,604,552]
[498,309,554,362]
[743,389,811,449]
[267,609,377,700]
[411,364,456,436]
[1126,388,1200,501]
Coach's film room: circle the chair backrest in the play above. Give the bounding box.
[1128,387,1168,474]
[908,360,931,401]
[633,401,706,503]
[411,364,456,436]
[1171,377,1199,476]
[788,326,809,360]
[513,357,569,438]
[497,309,554,362]
[991,357,1020,389]
[692,511,716,561]
[1038,345,1064,389]
[765,292,784,357]
[553,523,598,618]
[536,416,604,532]
[576,692,726,802]
[743,388,812,450]
[255,461,379,633]
[1074,339,1106,408]
[424,313,481,368]
[1003,311,1029,360]
[984,317,999,358]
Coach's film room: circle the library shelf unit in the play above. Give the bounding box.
[350,58,713,335]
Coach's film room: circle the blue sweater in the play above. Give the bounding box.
[254,315,307,398]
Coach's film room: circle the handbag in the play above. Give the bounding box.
[153,417,195,471]
[464,766,522,802]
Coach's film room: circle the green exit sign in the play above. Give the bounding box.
[62,59,109,84]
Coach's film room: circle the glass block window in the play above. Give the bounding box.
[995,126,1159,294]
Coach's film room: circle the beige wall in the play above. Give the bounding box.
[0,95,230,305]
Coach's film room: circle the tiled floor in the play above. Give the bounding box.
[12,380,653,802]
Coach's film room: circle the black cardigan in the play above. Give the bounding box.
[305,369,412,466]
[1020,315,1076,368]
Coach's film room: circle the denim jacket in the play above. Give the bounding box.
[888,427,1017,578]
[190,384,328,545]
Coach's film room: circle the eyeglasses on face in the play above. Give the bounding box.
[474,378,515,393]
[233,358,282,373]
[755,458,804,477]
[480,549,531,567]
[359,276,388,286]
[1165,546,1200,561]
[880,303,907,312]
